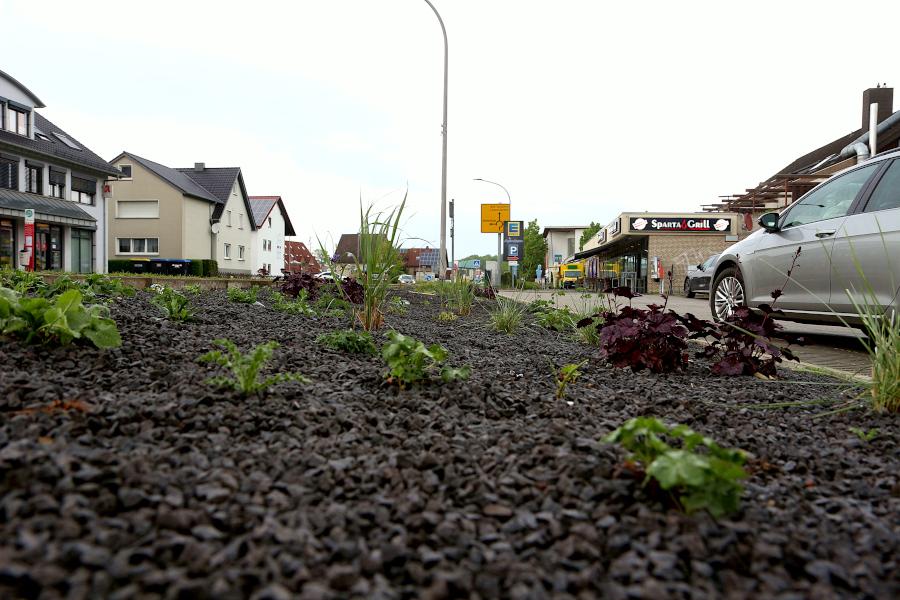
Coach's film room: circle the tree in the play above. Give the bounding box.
[522,219,548,281]
[579,222,602,250]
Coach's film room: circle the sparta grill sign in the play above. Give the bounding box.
[630,217,731,233]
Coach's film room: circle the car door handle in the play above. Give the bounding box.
[815,230,836,238]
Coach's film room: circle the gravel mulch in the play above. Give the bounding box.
[1,288,897,599]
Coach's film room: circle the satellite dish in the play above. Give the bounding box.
[211,222,221,234]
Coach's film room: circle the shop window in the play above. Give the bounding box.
[0,219,15,269]
[71,229,93,273]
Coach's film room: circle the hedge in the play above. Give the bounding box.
[107,259,132,273]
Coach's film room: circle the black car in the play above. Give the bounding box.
[684,254,719,298]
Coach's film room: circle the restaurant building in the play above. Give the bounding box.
[574,212,747,294]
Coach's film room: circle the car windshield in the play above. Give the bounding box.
[703,255,719,269]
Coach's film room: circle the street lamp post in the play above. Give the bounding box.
[473,178,511,288]
[423,0,449,279]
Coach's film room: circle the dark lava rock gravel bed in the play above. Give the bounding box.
[1,288,898,599]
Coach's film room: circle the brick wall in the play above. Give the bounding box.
[647,235,739,295]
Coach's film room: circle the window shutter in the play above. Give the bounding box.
[71,177,96,193]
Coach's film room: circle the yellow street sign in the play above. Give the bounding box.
[480,203,510,233]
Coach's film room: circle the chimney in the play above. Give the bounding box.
[194,162,205,172]
[862,86,892,130]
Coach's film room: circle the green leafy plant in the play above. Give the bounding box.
[227,286,259,304]
[0,269,46,294]
[489,296,530,334]
[81,274,136,299]
[555,360,586,400]
[604,417,748,518]
[849,427,879,442]
[198,339,309,396]
[386,295,409,315]
[574,315,604,346]
[316,329,377,354]
[535,306,577,331]
[437,310,458,322]
[382,330,470,387]
[272,290,315,316]
[184,284,202,295]
[150,286,193,321]
[448,278,475,316]
[0,287,121,348]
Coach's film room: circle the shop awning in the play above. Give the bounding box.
[0,188,97,229]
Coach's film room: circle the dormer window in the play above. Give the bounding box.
[6,105,28,136]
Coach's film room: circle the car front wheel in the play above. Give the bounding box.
[684,277,695,298]
[710,266,746,321]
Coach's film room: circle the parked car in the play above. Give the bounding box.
[314,271,336,282]
[684,254,719,298]
[397,274,415,284]
[709,150,900,325]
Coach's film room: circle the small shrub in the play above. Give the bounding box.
[474,283,496,300]
[280,272,322,300]
[227,286,259,304]
[535,306,577,332]
[437,310,458,322]
[0,287,121,348]
[382,330,470,387]
[604,417,748,518]
[202,259,219,277]
[184,284,202,295]
[198,339,309,396]
[107,259,132,273]
[150,286,193,321]
[555,361,586,400]
[316,329,377,354]
[489,296,529,334]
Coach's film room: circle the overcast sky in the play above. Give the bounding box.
[3,0,899,258]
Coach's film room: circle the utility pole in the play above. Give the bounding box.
[449,198,455,272]
[423,0,449,279]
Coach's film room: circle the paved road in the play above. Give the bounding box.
[500,289,872,377]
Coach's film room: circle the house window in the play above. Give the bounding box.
[224,243,231,259]
[71,176,96,205]
[117,238,159,255]
[6,106,27,136]
[26,164,42,194]
[117,200,159,219]
[268,217,272,228]
[49,170,65,198]
[238,245,245,260]
[239,213,244,229]
[119,164,133,179]
[0,156,17,190]
[227,210,232,227]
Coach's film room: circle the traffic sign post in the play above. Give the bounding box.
[481,203,511,288]
[23,208,35,272]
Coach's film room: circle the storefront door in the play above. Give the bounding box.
[71,229,93,273]
[34,223,64,271]
[0,219,14,269]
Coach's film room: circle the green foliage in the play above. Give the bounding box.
[849,427,879,442]
[107,259,133,273]
[202,260,219,277]
[489,296,529,334]
[0,269,46,294]
[198,339,309,396]
[521,219,548,281]
[150,286,193,321]
[227,286,259,304]
[437,310,458,322]
[272,290,315,316]
[382,330,470,387]
[535,306,577,331]
[355,197,407,330]
[316,329,377,354]
[579,222,602,251]
[604,417,748,518]
[556,361,586,400]
[574,315,604,346]
[448,278,475,315]
[386,295,409,314]
[0,287,121,348]
[313,290,353,318]
[188,260,204,277]
[183,284,202,295]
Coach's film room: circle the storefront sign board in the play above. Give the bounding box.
[629,217,732,233]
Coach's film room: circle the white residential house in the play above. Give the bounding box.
[249,196,295,275]
[541,225,589,286]
[1,69,120,272]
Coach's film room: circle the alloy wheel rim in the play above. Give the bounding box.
[714,276,744,319]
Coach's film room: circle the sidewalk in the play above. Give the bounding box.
[499,289,872,378]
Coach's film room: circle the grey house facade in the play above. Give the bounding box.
[0,69,120,272]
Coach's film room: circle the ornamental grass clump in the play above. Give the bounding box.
[352,197,407,331]
[0,287,121,348]
[199,339,309,396]
[382,330,470,387]
[604,417,748,518]
[489,296,530,334]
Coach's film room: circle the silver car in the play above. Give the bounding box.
[709,149,900,325]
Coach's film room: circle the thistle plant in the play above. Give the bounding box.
[198,339,309,396]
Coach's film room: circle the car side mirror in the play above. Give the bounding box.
[758,212,780,232]
[696,263,703,270]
